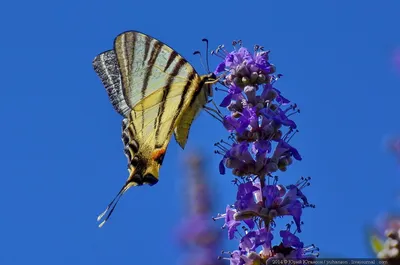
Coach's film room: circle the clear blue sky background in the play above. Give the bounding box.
[2,0,400,264]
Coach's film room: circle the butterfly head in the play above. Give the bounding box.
[204,72,217,98]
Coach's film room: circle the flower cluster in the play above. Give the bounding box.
[211,42,318,264]
[177,154,224,265]
[370,138,400,264]
[370,214,400,264]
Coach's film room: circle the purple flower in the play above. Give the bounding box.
[243,107,258,129]
[234,182,261,229]
[261,84,290,105]
[280,230,304,249]
[229,250,245,265]
[273,140,302,161]
[240,229,273,252]
[223,206,241,240]
[223,115,249,134]
[219,142,255,175]
[214,61,226,75]
[253,140,270,153]
[235,182,258,211]
[261,107,297,129]
[262,181,311,233]
[225,47,252,69]
[220,84,243,107]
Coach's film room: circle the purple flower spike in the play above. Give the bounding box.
[212,41,317,263]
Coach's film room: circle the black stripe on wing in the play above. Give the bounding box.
[154,57,188,146]
[141,38,163,135]
[164,50,178,72]
[166,71,196,139]
[189,77,209,107]
[114,31,137,109]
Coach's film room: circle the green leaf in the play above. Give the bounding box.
[370,235,384,254]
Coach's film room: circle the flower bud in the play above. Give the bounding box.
[268,64,276,74]
[250,72,259,83]
[257,74,266,84]
[242,76,250,85]
[236,63,250,77]
[244,85,256,103]
[266,161,278,172]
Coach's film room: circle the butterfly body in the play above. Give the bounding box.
[93,30,215,226]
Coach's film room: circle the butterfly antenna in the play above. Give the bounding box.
[202,38,211,73]
[97,184,130,228]
[193,51,208,73]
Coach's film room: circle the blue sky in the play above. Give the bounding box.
[2,0,400,264]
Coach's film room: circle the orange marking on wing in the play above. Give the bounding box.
[151,148,166,161]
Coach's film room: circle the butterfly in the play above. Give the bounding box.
[92,30,216,227]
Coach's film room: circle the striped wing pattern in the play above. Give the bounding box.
[93,31,213,227]
[92,50,130,117]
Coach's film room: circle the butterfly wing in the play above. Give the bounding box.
[92,50,131,117]
[173,85,210,149]
[93,31,212,227]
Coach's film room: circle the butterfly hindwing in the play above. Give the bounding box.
[174,85,209,148]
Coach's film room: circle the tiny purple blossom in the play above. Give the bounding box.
[220,84,243,107]
[219,142,256,175]
[261,107,297,129]
[224,206,241,240]
[261,183,309,233]
[223,115,249,134]
[242,107,258,129]
[228,48,252,67]
[273,140,302,161]
[235,182,259,210]
[239,229,273,251]
[280,230,304,249]
[261,84,290,105]
[214,61,226,75]
[229,250,244,265]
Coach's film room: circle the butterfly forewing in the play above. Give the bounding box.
[114,31,197,108]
